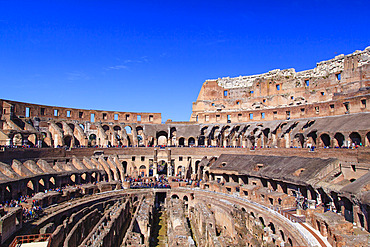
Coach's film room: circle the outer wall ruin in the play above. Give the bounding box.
[0,47,369,247]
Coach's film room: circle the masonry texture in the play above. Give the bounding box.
[0,48,369,247]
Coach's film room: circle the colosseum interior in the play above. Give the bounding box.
[0,47,369,247]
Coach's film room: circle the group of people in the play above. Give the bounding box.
[128,175,171,189]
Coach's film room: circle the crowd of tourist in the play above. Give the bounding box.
[128,175,171,189]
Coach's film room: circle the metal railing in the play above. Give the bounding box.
[9,233,51,247]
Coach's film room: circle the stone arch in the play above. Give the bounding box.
[170,127,177,145]
[183,195,188,201]
[171,194,179,199]
[307,131,317,145]
[13,133,23,146]
[156,131,168,146]
[38,178,46,192]
[294,133,304,148]
[157,160,167,175]
[177,166,183,176]
[27,133,37,147]
[349,132,361,146]
[102,125,110,132]
[320,133,331,147]
[64,135,73,148]
[27,180,35,196]
[178,137,185,146]
[139,165,146,177]
[70,174,76,183]
[4,185,12,201]
[49,177,56,189]
[188,137,195,146]
[334,132,345,147]
[56,122,63,130]
[366,132,370,146]
[89,134,97,146]
[113,125,121,131]
[68,123,75,132]
[136,126,144,146]
[122,161,127,174]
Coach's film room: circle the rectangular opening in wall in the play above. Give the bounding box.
[330,104,335,109]
[25,107,30,117]
[249,113,253,120]
[149,115,153,121]
[126,114,130,121]
[238,113,242,121]
[250,90,254,94]
[224,90,228,97]
[301,108,305,113]
[79,112,83,118]
[141,156,145,161]
[205,115,209,122]
[276,84,280,91]
[54,109,59,117]
[216,114,220,122]
[321,92,325,96]
[132,156,135,161]
[315,106,319,114]
[137,115,141,121]
[179,156,183,161]
[286,111,290,119]
[361,99,366,108]
[305,80,309,86]
[114,114,118,120]
[344,102,350,114]
[103,113,107,120]
[336,73,341,81]
[90,113,95,122]
[261,112,265,119]
[40,108,45,116]
[227,114,231,123]
[67,110,71,117]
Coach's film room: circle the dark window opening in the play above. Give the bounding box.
[41,108,45,116]
[79,112,83,118]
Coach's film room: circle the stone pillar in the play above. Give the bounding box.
[195,139,198,146]
[242,140,247,148]
[223,139,227,147]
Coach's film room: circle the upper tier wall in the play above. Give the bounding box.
[0,99,162,124]
[191,47,370,122]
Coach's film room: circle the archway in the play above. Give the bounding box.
[64,135,73,148]
[68,123,75,132]
[27,180,35,196]
[49,177,56,189]
[122,161,127,174]
[177,166,183,176]
[334,132,345,147]
[89,134,97,146]
[157,160,167,175]
[349,132,361,146]
[156,131,168,146]
[188,137,195,146]
[27,134,37,147]
[39,179,45,192]
[320,133,331,147]
[13,133,23,146]
[102,125,110,132]
[307,131,317,145]
[178,137,185,146]
[139,165,146,177]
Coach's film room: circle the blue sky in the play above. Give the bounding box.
[0,1,369,121]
